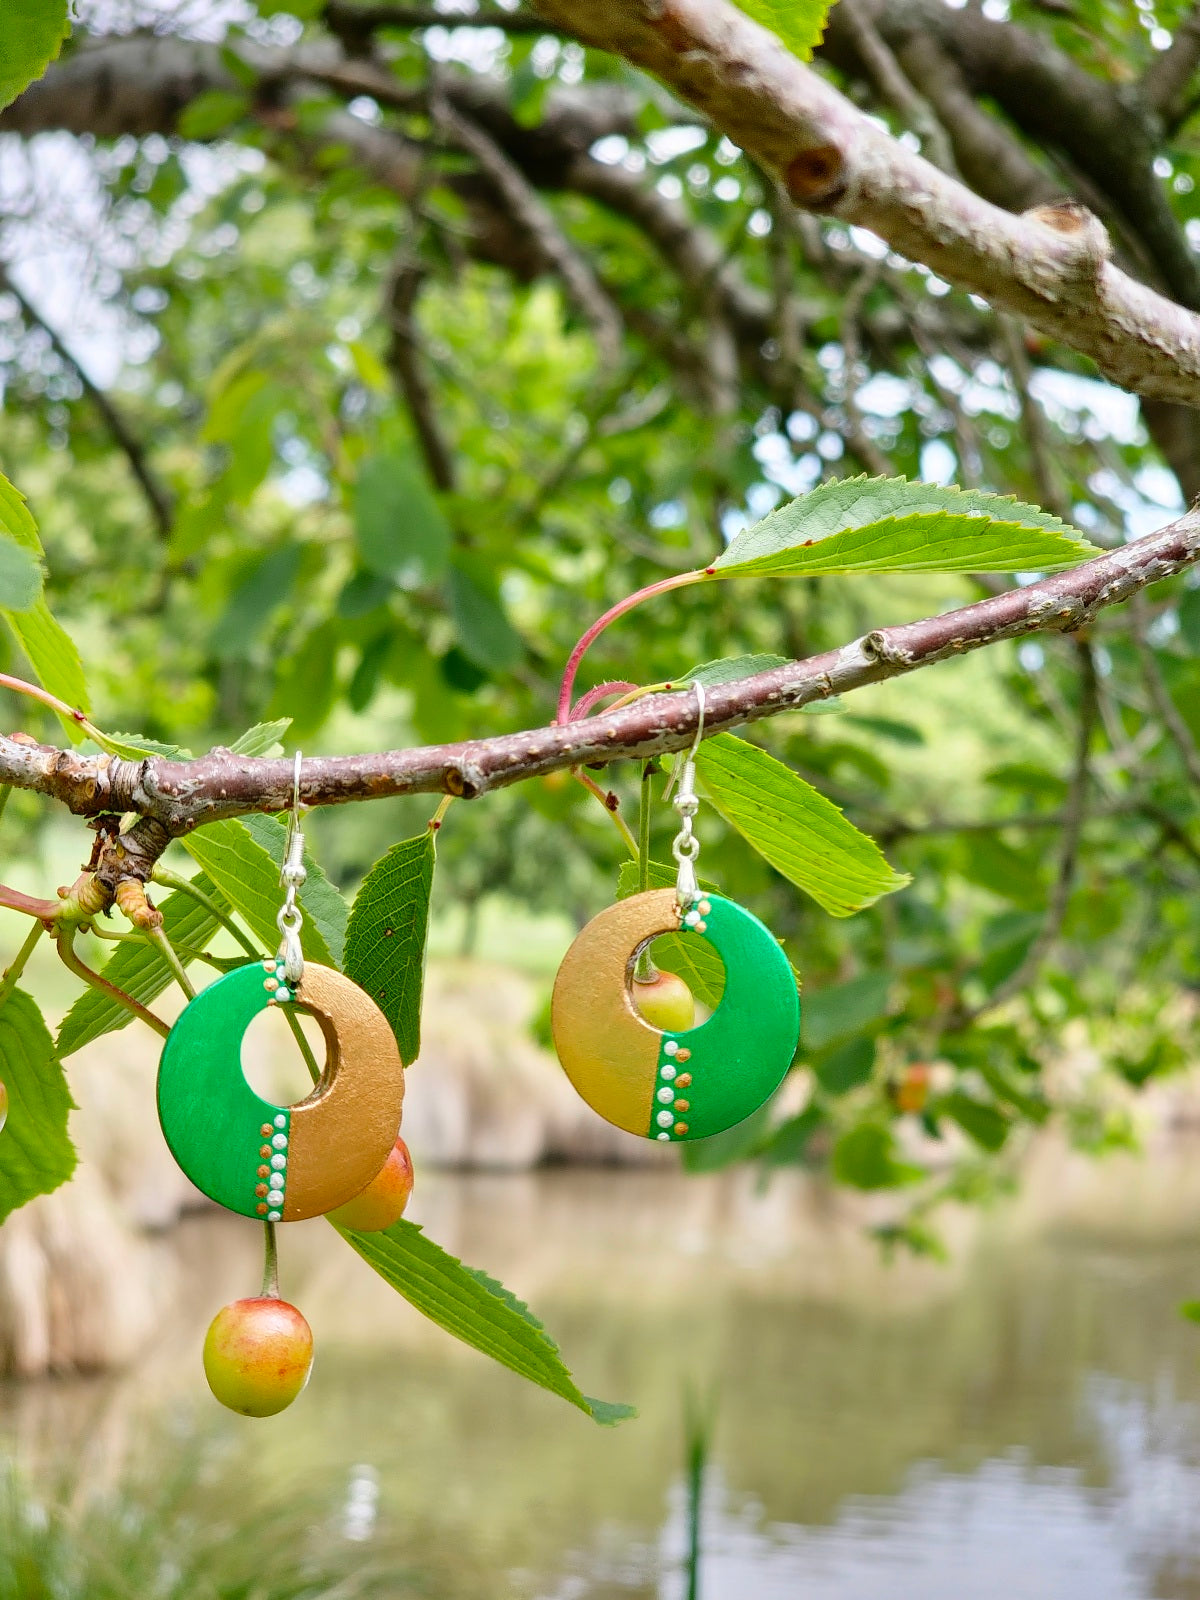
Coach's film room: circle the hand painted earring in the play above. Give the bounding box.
[552,685,800,1143]
[156,756,405,1221]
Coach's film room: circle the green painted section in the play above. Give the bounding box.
[157,962,291,1219]
[647,896,800,1141]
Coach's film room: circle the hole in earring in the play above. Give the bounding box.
[242,1004,328,1104]
[628,932,724,1030]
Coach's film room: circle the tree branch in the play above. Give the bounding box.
[325,2,550,36]
[0,265,173,539]
[1131,591,1200,792]
[0,506,1194,830]
[962,638,1097,1021]
[1143,1,1200,129]
[528,0,1200,407]
[433,93,624,364]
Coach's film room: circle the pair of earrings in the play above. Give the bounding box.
[157,699,799,1231]
[551,686,802,1143]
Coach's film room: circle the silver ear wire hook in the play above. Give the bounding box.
[669,682,705,909]
[276,751,306,984]
[663,680,706,803]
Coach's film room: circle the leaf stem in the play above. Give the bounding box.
[0,920,44,1007]
[151,867,259,957]
[261,1221,280,1299]
[0,670,100,740]
[574,770,638,855]
[0,883,63,921]
[430,795,454,831]
[634,763,656,982]
[556,570,703,722]
[55,930,170,1037]
[147,925,196,1001]
[285,1006,323,1086]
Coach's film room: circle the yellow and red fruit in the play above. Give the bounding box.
[630,969,695,1034]
[202,1296,313,1417]
[328,1135,415,1232]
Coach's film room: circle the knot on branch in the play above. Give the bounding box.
[105,755,154,810]
[92,816,171,890]
[784,143,848,210]
[443,761,484,799]
[1020,201,1112,295]
[859,630,914,667]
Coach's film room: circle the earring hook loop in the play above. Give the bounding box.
[276,750,307,984]
[668,683,706,907]
[664,680,707,804]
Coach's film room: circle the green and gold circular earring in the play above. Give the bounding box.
[551,685,800,1143]
[156,756,405,1221]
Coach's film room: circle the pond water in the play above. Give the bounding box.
[5,1153,1200,1599]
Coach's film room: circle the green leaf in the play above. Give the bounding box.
[89,731,191,760]
[1179,589,1200,654]
[177,90,252,140]
[182,816,346,968]
[813,1036,875,1094]
[354,455,450,588]
[936,1091,1010,1152]
[0,0,70,111]
[343,833,435,1065]
[334,1218,635,1425]
[616,858,725,1008]
[447,562,524,673]
[0,987,76,1223]
[0,538,41,612]
[832,1123,922,1190]
[230,718,291,757]
[801,972,891,1053]
[695,733,909,917]
[1180,1300,1200,1325]
[843,714,925,746]
[682,653,789,687]
[210,542,302,660]
[57,875,225,1057]
[711,475,1097,579]
[729,0,836,59]
[0,473,88,728]
[757,1102,825,1166]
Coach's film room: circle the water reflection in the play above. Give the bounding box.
[5,1156,1200,1598]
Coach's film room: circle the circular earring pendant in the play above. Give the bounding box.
[157,960,405,1221]
[551,888,799,1142]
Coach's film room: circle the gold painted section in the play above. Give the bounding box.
[551,889,675,1135]
[282,964,406,1220]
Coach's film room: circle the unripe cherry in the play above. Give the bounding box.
[631,968,695,1034]
[203,1296,313,1417]
[328,1135,414,1232]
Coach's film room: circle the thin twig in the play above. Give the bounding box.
[151,867,259,956]
[433,94,623,365]
[0,264,173,538]
[0,920,43,1007]
[960,638,1098,1023]
[1131,591,1200,792]
[147,925,196,1000]
[574,769,638,855]
[54,930,169,1037]
[2,505,1198,826]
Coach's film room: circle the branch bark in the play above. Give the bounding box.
[528,0,1200,407]
[0,505,1196,831]
[0,265,173,539]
